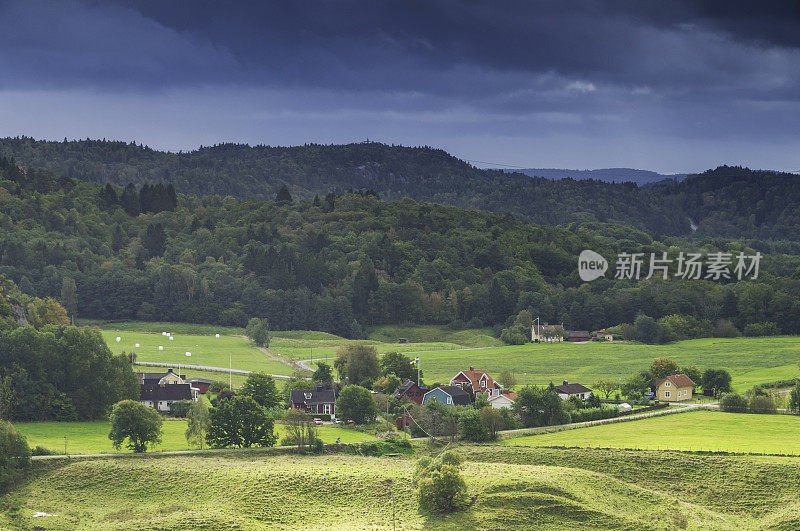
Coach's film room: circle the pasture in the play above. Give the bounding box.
[95,322,800,392]
[5,447,800,528]
[502,410,800,455]
[14,421,377,455]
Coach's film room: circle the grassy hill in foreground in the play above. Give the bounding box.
[4,448,800,529]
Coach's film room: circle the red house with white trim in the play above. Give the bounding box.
[450,367,502,397]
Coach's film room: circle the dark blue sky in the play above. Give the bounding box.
[2,0,800,173]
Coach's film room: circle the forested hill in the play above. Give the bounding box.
[2,156,800,341]
[0,137,688,235]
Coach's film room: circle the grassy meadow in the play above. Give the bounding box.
[93,321,800,392]
[502,410,800,455]
[14,421,377,455]
[5,447,800,529]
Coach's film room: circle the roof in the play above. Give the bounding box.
[568,331,591,338]
[393,379,426,398]
[187,378,214,384]
[428,385,472,405]
[290,388,336,406]
[655,373,695,389]
[451,368,501,391]
[489,392,517,402]
[554,383,592,395]
[140,383,193,401]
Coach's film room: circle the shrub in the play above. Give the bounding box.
[458,409,490,442]
[416,451,468,514]
[209,380,230,394]
[31,445,56,456]
[0,421,31,492]
[714,319,740,338]
[108,400,163,453]
[720,393,748,413]
[169,400,191,418]
[789,384,800,414]
[749,395,777,414]
[498,408,518,430]
[569,406,620,423]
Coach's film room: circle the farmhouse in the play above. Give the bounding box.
[488,391,517,409]
[140,382,196,412]
[654,373,694,402]
[567,331,591,342]
[393,379,428,405]
[290,384,336,416]
[554,381,593,400]
[422,385,472,407]
[450,367,503,397]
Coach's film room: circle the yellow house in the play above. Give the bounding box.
[654,373,695,402]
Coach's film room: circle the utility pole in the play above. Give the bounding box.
[229,352,232,389]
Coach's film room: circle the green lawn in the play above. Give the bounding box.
[14,421,377,455]
[366,324,503,348]
[6,447,800,528]
[502,410,800,454]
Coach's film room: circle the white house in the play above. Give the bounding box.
[553,381,593,400]
[488,392,517,409]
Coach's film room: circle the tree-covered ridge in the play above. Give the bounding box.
[0,137,688,234]
[1,156,800,340]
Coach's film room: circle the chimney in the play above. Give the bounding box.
[563,380,568,386]
[469,366,474,371]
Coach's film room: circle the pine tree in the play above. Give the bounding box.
[120,183,140,216]
[276,184,293,204]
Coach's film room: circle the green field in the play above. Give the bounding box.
[14,421,377,455]
[406,337,800,390]
[100,330,291,376]
[4,446,800,529]
[503,410,800,454]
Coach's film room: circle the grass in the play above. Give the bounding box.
[93,321,800,393]
[5,447,800,528]
[406,336,800,391]
[13,421,377,455]
[80,319,245,336]
[502,409,800,454]
[100,330,291,375]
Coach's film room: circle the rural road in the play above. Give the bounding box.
[133,361,296,380]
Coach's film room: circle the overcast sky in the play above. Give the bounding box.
[2,0,800,173]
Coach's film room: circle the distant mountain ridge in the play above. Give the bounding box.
[509,168,689,186]
[2,136,800,241]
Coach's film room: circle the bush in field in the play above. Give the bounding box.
[185,399,211,449]
[749,395,777,414]
[498,407,518,430]
[415,451,468,514]
[0,421,31,492]
[209,380,230,394]
[108,400,163,453]
[720,393,748,413]
[714,319,740,338]
[458,408,490,442]
[281,409,319,451]
[513,385,569,428]
[245,317,270,347]
[569,406,620,423]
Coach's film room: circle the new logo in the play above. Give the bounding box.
[578,250,608,281]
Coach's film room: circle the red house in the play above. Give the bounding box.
[450,367,502,397]
[393,379,428,405]
[187,378,214,394]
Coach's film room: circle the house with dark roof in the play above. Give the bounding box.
[567,331,591,342]
[140,382,196,412]
[137,368,186,386]
[553,381,593,400]
[653,373,695,402]
[422,385,472,407]
[289,385,336,417]
[393,380,428,405]
[450,367,502,397]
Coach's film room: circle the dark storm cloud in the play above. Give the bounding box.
[4,0,800,101]
[1,0,800,172]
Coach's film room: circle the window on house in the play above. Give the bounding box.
[665,391,671,398]
[665,382,671,387]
